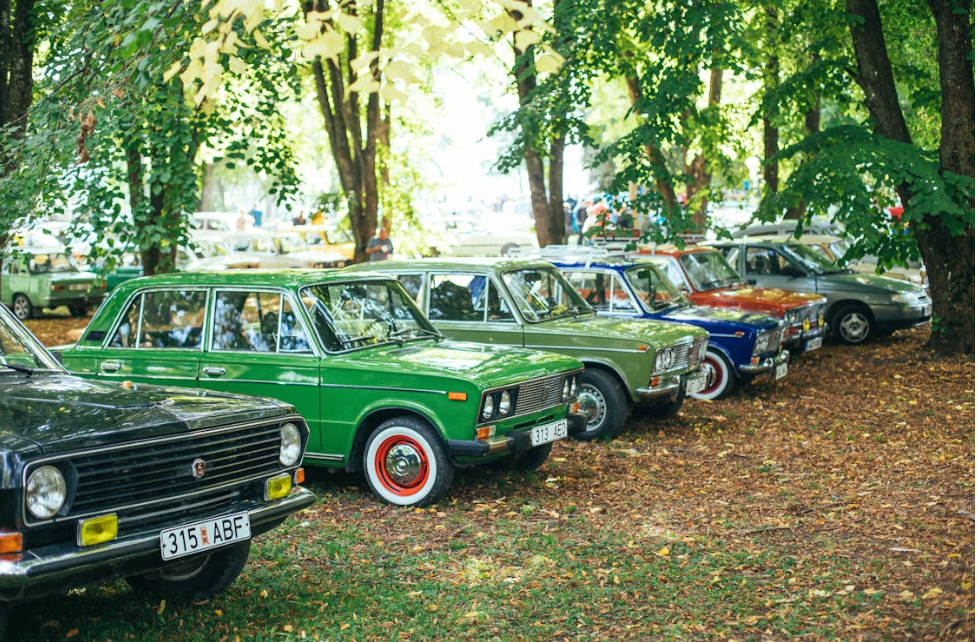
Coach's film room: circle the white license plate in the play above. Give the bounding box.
[69,283,88,291]
[160,512,251,561]
[923,304,932,316]
[531,418,568,446]
[774,362,788,380]
[805,336,822,351]
[685,370,708,395]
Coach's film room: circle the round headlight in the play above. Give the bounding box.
[26,466,66,520]
[562,379,570,400]
[570,376,578,397]
[280,422,302,467]
[655,348,674,372]
[498,390,511,416]
[481,394,495,420]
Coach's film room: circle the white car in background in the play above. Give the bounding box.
[426,212,538,257]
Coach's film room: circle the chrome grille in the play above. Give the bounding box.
[668,336,707,372]
[514,373,569,416]
[25,420,287,527]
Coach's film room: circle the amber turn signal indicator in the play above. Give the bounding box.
[0,530,23,554]
[294,468,305,485]
[448,392,467,401]
[476,425,496,440]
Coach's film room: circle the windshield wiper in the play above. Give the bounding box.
[390,327,442,342]
[0,362,35,376]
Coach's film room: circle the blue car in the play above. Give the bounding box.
[551,253,789,400]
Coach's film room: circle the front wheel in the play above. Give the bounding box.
[127,541,251,599]
[69,303,88,317]
[690,349,735,400]
[575,369,628,441]
[11,294,32,321]
[363,417,454,507]
[832,304,875,345]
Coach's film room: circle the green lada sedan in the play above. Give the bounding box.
[347,259,710,440]
[61,271,586,507]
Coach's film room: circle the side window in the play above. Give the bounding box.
[108,297,142,348]
[213,290,283,352]
[429,274,481,321]
[565,271,609,311]
[135,290,207,349]
[485,279,514,321]
[609,275,637,313]
[279,298,313,353]
[395,274,424,307]
[745,247,778,276]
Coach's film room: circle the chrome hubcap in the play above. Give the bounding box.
[384,443,423,486]
[13,298,27,318]
[840,312,869,342]
[577,384,607,428]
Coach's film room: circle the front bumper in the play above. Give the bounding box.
[874,303,932,334]
[784,324,826,348]
[739,349,790,375]
[635,366,705,402]
[448,412,587,459]
[0,486,316,602]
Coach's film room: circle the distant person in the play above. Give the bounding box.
[292,211,308,226]
[249,208,263,227]
[236,209,252,232]
[575,199,592,244]
[367,227,393,261]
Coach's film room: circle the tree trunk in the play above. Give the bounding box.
[0,0,35,134]
[198,162,221,211]
[848,0,974,354]
[760,6,779,205]
[684,65,723,232]
[784,92,821,220]
[625,75,679,218]
[546,134,567,245]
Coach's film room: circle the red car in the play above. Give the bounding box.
[642,245,828,352]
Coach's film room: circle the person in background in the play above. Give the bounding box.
[575,198,592,244]
[236,209,252,232]
[367,227,393,261]
[249,207,263,227]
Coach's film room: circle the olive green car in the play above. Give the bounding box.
[60,270,586,507]
[347,259,710,440]
[2,247,106,319]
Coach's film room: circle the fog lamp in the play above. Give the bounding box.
[78,514,118,547]
[264,474,292,501]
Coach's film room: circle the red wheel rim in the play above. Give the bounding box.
[374,435,430,497]
[700,354,724,396]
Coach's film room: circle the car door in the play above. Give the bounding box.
[423,272,525,346]
[197,288,324,452]
[95,288,206,387]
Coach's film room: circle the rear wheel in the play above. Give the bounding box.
[363,417,454,507]
[575,369,628,441]
[69,303,88,317]
[690,348,735,400]
[11,294,31,321]
[127,541,251,599]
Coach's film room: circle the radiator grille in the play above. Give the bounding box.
[514,373,569,416]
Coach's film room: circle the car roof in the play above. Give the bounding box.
[647,244,718,257]
[113,269,395,292]
[743,233,844,244]
[345,257,556,273]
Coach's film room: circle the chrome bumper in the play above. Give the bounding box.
[0,487,316,601]
[784,325,826,347]
[448,413,587,459]
[739,349,790,375]
[635,367,704,402]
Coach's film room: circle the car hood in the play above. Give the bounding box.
[0,374,287,456]
[331,340,582,389]
[816,271,924,294]
[532,314,707,350]
[700,285,825,314]
[659,304,780,332]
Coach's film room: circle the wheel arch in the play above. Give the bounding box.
[577,358,632,403]
[827,299,874,324]
[346,406,446,473]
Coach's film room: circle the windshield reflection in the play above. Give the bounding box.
[679,252,743,290]
[501,267,590,322]
[624,264,687,312]
[781,244,841,274]
[300,280,439,352]
[0,307,61,371]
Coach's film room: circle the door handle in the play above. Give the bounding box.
[101,361,121,373]
[202,366,226,377]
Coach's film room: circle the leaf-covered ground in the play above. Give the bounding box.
[13,318,975,641]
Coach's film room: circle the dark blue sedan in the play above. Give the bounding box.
[551,253,789,400]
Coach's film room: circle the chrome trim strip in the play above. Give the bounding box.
[98,373,197,382]
[525,344,650,354]
[318,384,447,395]
[22,414,306,527]
[303,452,345,462]
[202,378,319,387]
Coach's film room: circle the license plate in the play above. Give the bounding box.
[530,418,568,446]
[69,283,88,291]
[774,362,788,380]
[923,304,932,317]
[160,512,251,561]
[685,370,708,395]
[805,336,822,351]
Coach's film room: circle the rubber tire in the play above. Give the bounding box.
[69,303,88,317]
[575,368,628,441]
[500,243,518,257]
[363,417,454,507]
[11,294,31,321]
[638,393,685,420]
[495,442,553,472]
[832,304,875,345]
[690,348,735,400]
[127,540,251,600]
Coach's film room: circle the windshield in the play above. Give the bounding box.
[502,267,590,322]
[679,251,743,290]
[782,243,840,274]
[0,306,61,371]
[27,253,76,274]
[624,264,687,312]
[300,279,438,352]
